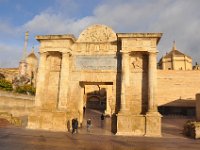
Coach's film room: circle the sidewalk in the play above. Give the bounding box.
[0,115,200,150]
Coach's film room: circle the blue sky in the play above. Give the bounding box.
[0,0,200,67]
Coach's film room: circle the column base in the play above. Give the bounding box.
[145,111,162,137]
[116,113,146,136]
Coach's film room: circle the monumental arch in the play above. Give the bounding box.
[28,24,162,136]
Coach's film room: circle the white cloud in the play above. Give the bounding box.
[1,0,200,67]
[92,0,200,63]
[22,12,95,36]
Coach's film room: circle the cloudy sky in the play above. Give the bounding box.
[0,0,200,68]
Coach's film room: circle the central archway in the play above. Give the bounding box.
[79,81,115,134]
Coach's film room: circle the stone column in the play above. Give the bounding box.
[35,52,47,107]
[58,52,70,110]
[120,51,130,112]
[148,52,157,112]
[145,52,161,137]
[105,86,112,116]
[78,87,84,126]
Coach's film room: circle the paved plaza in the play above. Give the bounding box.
[0,109,200,150]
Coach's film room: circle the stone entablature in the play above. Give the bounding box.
[36,34,75,54]
[28,24,162,136]
[117,33,162,52]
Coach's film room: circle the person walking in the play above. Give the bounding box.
[101,113,104,120]
[87,119,91,132]
[74,118,78,134]
[100,113,104,128]
[71,118,75,134]
[72,118,79,134]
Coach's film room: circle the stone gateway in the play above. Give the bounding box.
[28,24,162,137]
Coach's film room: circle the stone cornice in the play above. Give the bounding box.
[117,33,163,44]
[35,34,76,42]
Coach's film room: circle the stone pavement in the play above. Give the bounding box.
[0,125,200,150]
[79,109,113,135]
[0,113,200,150]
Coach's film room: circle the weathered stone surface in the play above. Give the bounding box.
[2,24,200,138]
[157,71,200,107]
[29,24,163,136]
[77,24,117,43]
[0,112,22,126]
[0,68,18,82]
[28,110,70,132]
[0,90,34,116]
[117,114,145,136]
[145,112,162,137]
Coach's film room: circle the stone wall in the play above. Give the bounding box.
[0,90,35,116]
[157,70,200,107]
[0,68,18,81]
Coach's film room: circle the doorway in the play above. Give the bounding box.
[79,81,114,135]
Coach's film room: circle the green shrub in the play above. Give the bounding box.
[0,79,13,91]
[16,84,36,95]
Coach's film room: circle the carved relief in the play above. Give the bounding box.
[132,56,143,70]
[130,53,148,72]
[77,24,117,42]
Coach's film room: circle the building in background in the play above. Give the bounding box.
[158,41,192,70]
[25,47,38,86]
[0,32,38,86]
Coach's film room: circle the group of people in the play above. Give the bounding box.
[71,113,105,134]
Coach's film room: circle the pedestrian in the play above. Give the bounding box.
[71,118,75,134]
[87,119,91,132]
[74,118,78,134]
[101,113,104,121]
[100,113,104,128]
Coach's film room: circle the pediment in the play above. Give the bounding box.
[77,24,117,43]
